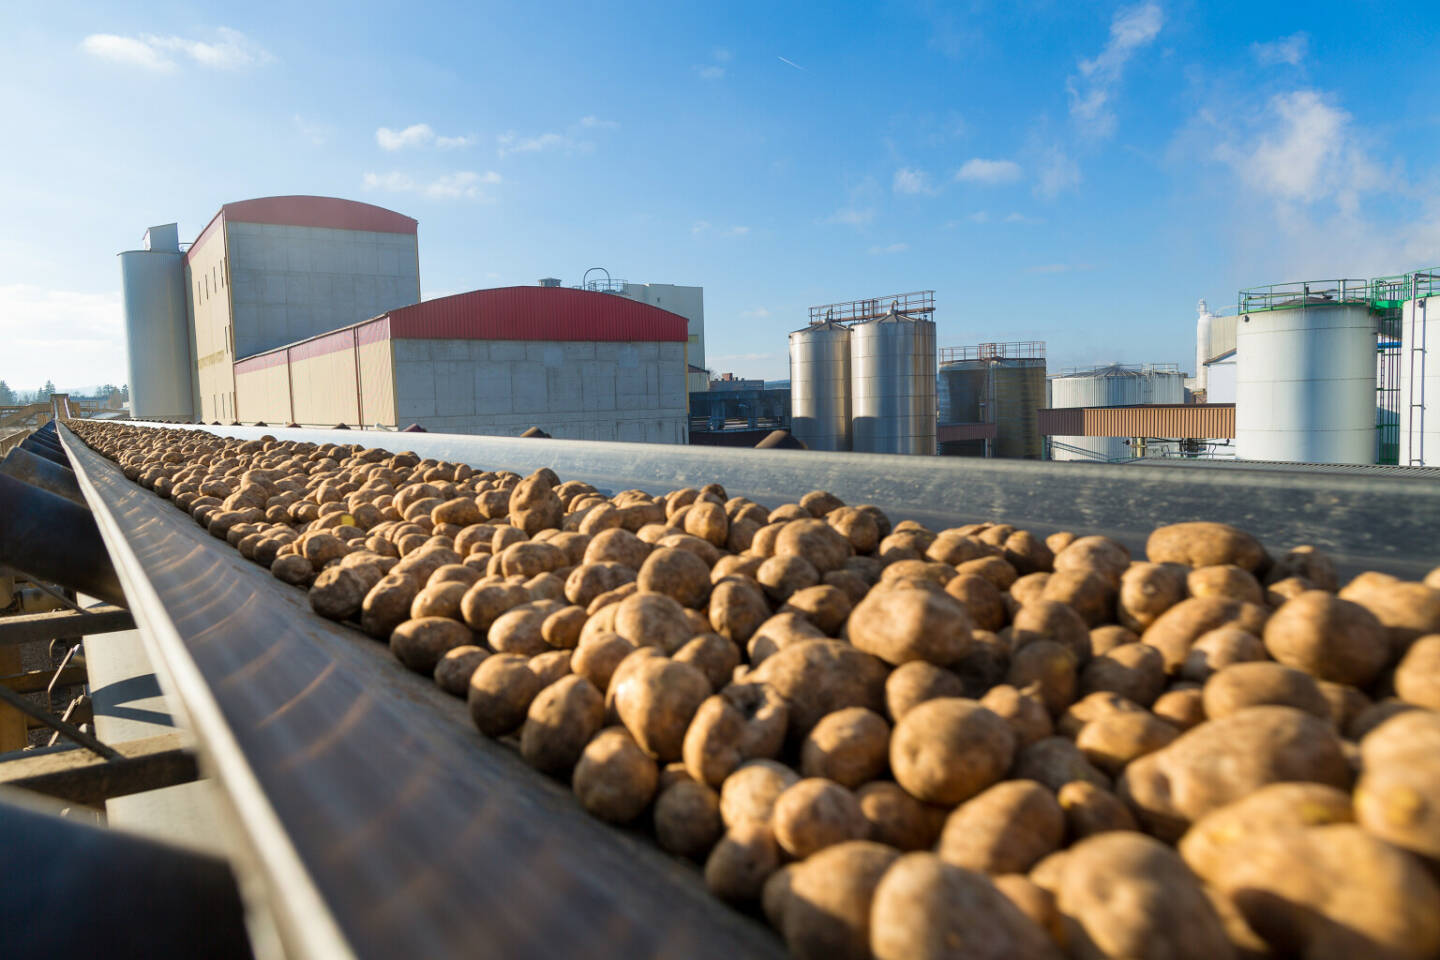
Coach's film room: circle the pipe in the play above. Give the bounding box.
[0,448,85,505]
[0,473,125,607]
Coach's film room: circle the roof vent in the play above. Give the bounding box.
[538,277,562,288]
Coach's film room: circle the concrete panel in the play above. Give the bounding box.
[617,420,646,442]
[511,362,547,411]
[544,346,563,368]
[619,345,639,368]
[563,343,595,361]
[636,342,659,361]
[596,343,620,361]
[546,367,583,411]
[393,340,429,362]
[396,361,437,419]
[474,362,513,415]
[468,341,490,360]
[490,342,526,361]
[582,363,616,410]
[660,342,684,362]
[432,339,468,361]
[434,360,475,416]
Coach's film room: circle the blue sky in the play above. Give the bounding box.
[3,0,1439,391]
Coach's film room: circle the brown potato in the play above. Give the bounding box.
[800,707,890,788]
[433,644,489,696]
[539,604,587,649]
[719,759,800,827]
[890,697,1016,805]
[1053,535,1131,586]
[1041,568,1115,628]
[409,580,469,621]
[1010,600,1091,663]
[1012,736,1112,793]
[308,565,370,620]
[612,591,693,653]
[459,581,531,634]
[1010,572,1051,608]
[1151,685,1206,731]
[519,674,604,777]
[774,518,852,574]
[1263,590,1389,687]
[746,611,827,665]
[1348,697,1422,740]
[848,587,973,667]
[870,852,1064,960]
[612,654,711,761]
[528,649,572,687]
[1178,781,1354,879]
[771,778,869,859]
[705,821,780,903]
[1142,596,1269,675]
[467,653,544,736]
[1266,544,1339,591]
[271,553,315,587]
[1077,641,1165,707]
[938,779,1064,875]
[751,639,889,739]
[1057,690,1149,738]
[1005,640,1077,716]
[637,546,712,608]
[884,660,966,722]
[1075,710,1178,775]
[1117,561,1188,633]
[683,683,789,787]
[1356,710,1440,863]
[1340,578,1440,659]
[757,554,822,603]
[572,726,659,823]
[708,577,771,643]
[779,584,853,636]
[654,778,724,859]
[943,572,1007,631]
[569,630,635,693]
[1202,661,1331,721]
[1118,705,1351,841]
[1179,627,1266,683]
[488,601,561,656]
[855,781,945,851]
[826,507,880,554]
[1057,780,1137,839]
[390,616,473,674]
[673,632,741,690]
[780,841,900,960]
[1147,521,1268,574]
[978,685,1052,749]
[1004,530,1055,576]
[1395,634,1440,709]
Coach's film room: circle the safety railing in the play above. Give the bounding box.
[808,290,935,324]
[1238,279,1372,313]
[940,341,1046,363]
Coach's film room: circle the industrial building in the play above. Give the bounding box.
[788,292,937,455]
[1044,363,1187,461]
[936,342,1046,458]
[119,197,702,443]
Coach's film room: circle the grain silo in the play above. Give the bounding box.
[1235,281,1377,464]
[1398,272,1439,466]
[937,342,1046,458]
[119,224,196,420]
[788,319,852,451]
[850,309,937,455]
[1048,363,1185,461]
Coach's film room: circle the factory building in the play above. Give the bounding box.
[565,273,709,393]
[233,286,689,441]
[1044,364,1187,462]
[936,342,1046,458]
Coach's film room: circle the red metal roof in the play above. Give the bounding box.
[386,287,689,342]
[185,196,417,264]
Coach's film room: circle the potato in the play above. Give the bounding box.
[1057,780,1137,839]
[1118,705,1351,841]
[1013,735,1112,792]
[1266,544,1339,591]
[1040,568,1115,627]
[720,759,800,827]
[459,581,531,634]
[519,674,604,777]
[498,540,565,579]
[488,601,561,656]
[528,648,572,687]
[572,726,658,823]
[684,499,729,547]
[1263,590,1388,687]
[467,653,544,736]
[683,683,789,787]
[1049,831,1235,960]
[762,863,798,930]
[410,580,469,621]
[390,616,473,674]
[1005,640,1077,716]
[1010,572,1051,607]
[780,841,900,960]
[307,565,370,620]
[779,584,853,636]
[654,778,723,859]
[847,588,972,667]
[890,698,1016,805]
[756,554,823,604]
[1142,596,1269,675]
[746,611,827,665]
[705,820,781,903]
[978,685,1052,748]
[870,852,1064,960]
[774,518,852,573]
[1178,781,1354,879]
[955,629,1013,697]
[1010,600,1091,663]
[938,779,1064,875]
[855,781,945,851]
[1117,561,1187,632]
[772,778,869,859]
[1078,641,1165,706]
[1003,530,1054,576]
[611,591,693,653]
[707,577,770,643]
[1348,697,1422,740]
[612,655,710,761]
[1356,710,1440,863]
[885,661,965,721]
[1202,661,1331,721]
[826,506,880,553]
[993,874,1063,948]
[1075,710,1178,775]
[1187,564,1263,605]
[637,546,712,608]
[569,630,634,693]
[564,560,638,608]
[800,708,889,787]
[751,640,889,738]
[673,632,741,690]
[1179,627,1266,682]
[433,644,489,696]
[1058,689,1146,737]
[1147,521,1268,574]
[942,572,1007,631]
[1395,634,1440,709]
[508,472,563,535]
[1339,578,1440,658]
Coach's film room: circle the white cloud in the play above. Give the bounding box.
[968,211,990,223]
[868,243,909,255]
[696,65,726,80]
[377,123,435,150]
[578,116,619,130]
[1005,211,1043,223]
[1034,146,1081,198]
[494,118,614,157]
[362,170,499,201]
[825,207,874,226]
[293,115,331,146]
[893,167,936,195]
[691,220,712,235]
[724,225,750,236]
[714,48,733,63]
[0,285,126,388]
[740,307,771,319]
[955,158,1023,184]
[1067,3,1162,138]
[435,134,474,149]
[81,27,271,72]
[1252,33,1308,67]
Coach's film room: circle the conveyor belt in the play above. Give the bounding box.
[56,424,786,960]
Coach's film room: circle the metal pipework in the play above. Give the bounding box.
[0,447,85,505]
[0,473,125,607]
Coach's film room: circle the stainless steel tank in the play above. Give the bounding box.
[850,314,936,455]
[120,228,196,421]
[788,320,852,451]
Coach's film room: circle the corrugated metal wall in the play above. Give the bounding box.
[1039,404,1235,439]
[358,338,396,427]
[290,348,359,426]
[386,287,689,343]
[236,362,292,424]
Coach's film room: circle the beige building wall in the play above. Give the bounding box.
[235,362,292,424]
[357,339,397,427]
[187,224,235,422]
[290,346,360,426]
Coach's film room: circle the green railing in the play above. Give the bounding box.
[1238,279,1372,313]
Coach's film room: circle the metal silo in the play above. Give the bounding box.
[937,342,1046,458]
[119,224,196,421]
[1048,364,1184,461]
[1398,289,1437,466]
[1235,287,1377,464]
[788,320,852,451]
[850,312,936,455]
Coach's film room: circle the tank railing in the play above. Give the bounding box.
[1049,362,1182,377]
[939,341,1046,363]
[573,279,628,293]
[1238,279,1372,313]
[808,291,935,324]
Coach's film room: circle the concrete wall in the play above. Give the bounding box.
[392,338,687,442]
[227,222,419,359]
[620,282,706,390]
[187,225,235,422]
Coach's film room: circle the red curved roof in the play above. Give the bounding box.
[221,195,417,234]
[385,286,689,342]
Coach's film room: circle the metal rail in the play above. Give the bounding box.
[55,423,785,960]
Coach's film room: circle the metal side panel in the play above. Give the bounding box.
[55,425,784,960]
[131,421,1439,580]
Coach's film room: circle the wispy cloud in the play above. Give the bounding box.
[495,117,616,158]
[967,211,990,223]
[1005,211,1044,224]
[1067,3,1162,138]
[777,56,806,71]
[893,168,936,195]
[1034,146,1081,198]
[696,48,730,80]
[691,220,712,235]
[362,170,501,201]
[80,27,271,72]
[739,307,771,319]
[578,116,619,130]
[497,131,568,156]
[955,158,1022,184]
[868,242,909,255]
[377,123,473,150]
[1252,33,1308,67]
[293,115,332,146]
[825,207,874,226]
[724,225,750,236]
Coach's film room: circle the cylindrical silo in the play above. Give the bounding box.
[1399,295,1437,465]
[1195,299,1214,394]
[1236,303,1377,464]
[1048,364,1184,461]
[850,314,936,455]
[788,320,852,451]
[119,240,195,421]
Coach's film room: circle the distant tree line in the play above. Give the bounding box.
[0,381,128,407]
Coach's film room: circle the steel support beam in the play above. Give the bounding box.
[0,473,125,607]
[0,731,196,804]
[0,605,134,646]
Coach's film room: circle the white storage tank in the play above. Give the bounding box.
[1399,295,1437,465]
[1235,303,1377,463]
[1048,364,1184,461]
[850,313,936,455]
[788,320,852,451]
[119,224,196,421]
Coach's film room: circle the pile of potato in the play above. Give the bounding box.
[71,421,1440,960]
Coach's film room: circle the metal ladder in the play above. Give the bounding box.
[1407,275,1428,465]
